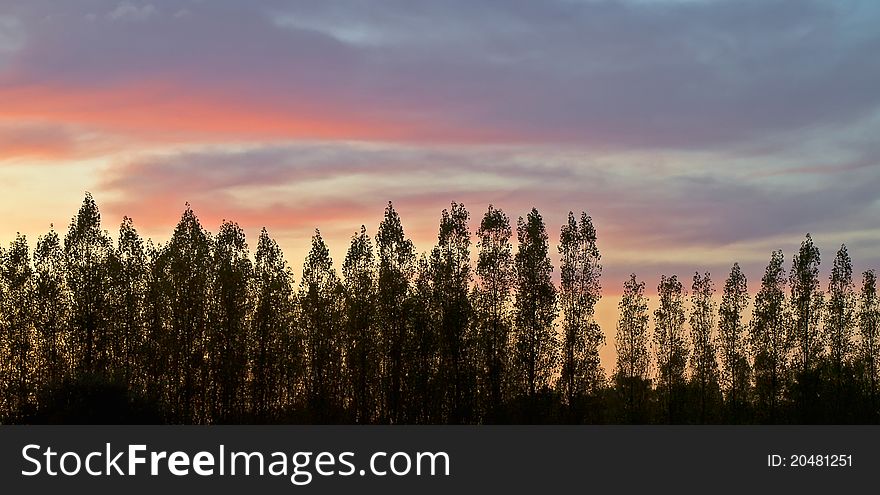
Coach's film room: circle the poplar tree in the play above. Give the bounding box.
[1,235,35,421]
[153,205,213,423]
[473,205,514,420]
[653,274,688,422]
[513,208,558,406]
[250,228,296,422]
[342,226,378,423]
[751,250,789,423]
[300,229,344,422]
[858,270,880,419]
[718,263,750,421]
[688,271,719,422]
[614,274,650,423]
[825,244,855,412]
[790,234,824,375]
[430,202,475,423]
[64,193,113,375]
[33,228,69,388]
[375,202,416,423]
[407,254,439,423]
[557,211,603,411]
[789,234,824,420]
[106,217,148,386]
[209,221,252,423]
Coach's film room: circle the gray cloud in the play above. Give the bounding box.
[4,0,880,150]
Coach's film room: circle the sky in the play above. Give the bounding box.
[1,0,879,369]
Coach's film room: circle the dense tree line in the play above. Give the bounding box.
[1,193,879,424]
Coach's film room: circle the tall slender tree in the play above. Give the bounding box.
[557,211,604,412]
[718,263,750,421]
[858,270,880,420]
[342,226,378,424]
[375,202,416,423]
[825,244,856,416]
[512,208,557,411]
[751,250,790,423]
[106,217,148,386]
[790,234,824,372]
[250,228,297,422]
[407,254,439,423]
[152,205,214,423]
[653,274,688,422]
[789,234,824,420]
[430,202,475,423]
[473,205,514,421]
[688,271,720,422]
[614,274,650,423]
[209,221,252,423]
[1,235,35,421]
[300,229,344,422]
[33,228,69,388]
[64,193,113,375]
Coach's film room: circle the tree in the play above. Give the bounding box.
[1,235,35,421]
[375,202,416,423]
[825,244,856,416]
[250,228,297,422]
[790,234,824,373]
[512,208,558,409]
[430,202,475,423]
[152,205,214,423]
[407,254,439,423]
[688,271,720,422]
[300,229,344,422]
[718,263,750,422]
[751,250,790,423]
[64,193,113,375]
[653,274,688,422]
[789,234,824,421]
[614,274,650,423]
[105,217,148,386]
[33,228,69,388]
[342,225,379,424]
[556,211,603,413]
[858,270,880,420]
[473,205,514,421]
[209,221,252,423]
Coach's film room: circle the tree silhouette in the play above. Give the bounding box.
[2,193,880,425]
[688,271,720,423]
[614,274,651,423]
[64,193,113,376]
[375,202,417,424]
[824,244,856,420]
[789,234,824,421]
[209,221,252,423]
[152,206,213,423]
[1,235,35,421]
[250,228,296,423]
[431,202,475,423]
[512,208,557,420]
[653,274,688,423]
[300,229,344,422]
[557,211,603,418]
[106,217,148,386]
[342,225,379,424]
[473,205,514,422]
[751,250,790,423]
[858,270,880,421]
[718,263,751,422]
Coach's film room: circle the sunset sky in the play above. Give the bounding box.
[2,0,879,368]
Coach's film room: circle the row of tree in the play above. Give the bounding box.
[0,194,878,424]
